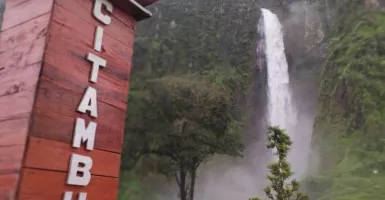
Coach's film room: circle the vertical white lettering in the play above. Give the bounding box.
[77,87,98,118]
[86,53,106,83]
[93,0,113,25]
[93,26,104,52]
[72,118,97,150]
[67,154,93,186]
[63,192,87,200]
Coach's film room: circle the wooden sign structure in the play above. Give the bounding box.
[0,0,157,199]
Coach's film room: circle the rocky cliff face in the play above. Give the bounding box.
[307,1,385,199]
[122,0,385,199]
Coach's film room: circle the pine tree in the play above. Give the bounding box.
[249,126,309,200]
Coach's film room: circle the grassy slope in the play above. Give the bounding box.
[307,2,385,200]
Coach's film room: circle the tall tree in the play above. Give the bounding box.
[249,126,309,200]
[123,75,244,200]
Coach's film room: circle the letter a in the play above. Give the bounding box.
[77,87,98,118]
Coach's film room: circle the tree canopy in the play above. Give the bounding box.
[122,75,244,200]
[250,126,309,200]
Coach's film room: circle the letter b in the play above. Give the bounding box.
[66,154,93,186]
[63,192,87,200]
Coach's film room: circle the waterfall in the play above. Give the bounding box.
[261,9,306,178]
[262,8,297,131]
[193,8,311,200]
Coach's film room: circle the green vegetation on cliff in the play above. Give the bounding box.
[119,1,261,199]
[119,0,385,199]
[308,1,385,199]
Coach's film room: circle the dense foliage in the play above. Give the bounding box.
[119,1,261,199]
[250,126,309,200]
[3,0,384,199]
[307,1,385,199]
[119,0,331,199]
[123,75,244,200]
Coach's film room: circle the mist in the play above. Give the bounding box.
[191,1,325,199]
[125,1,329,200]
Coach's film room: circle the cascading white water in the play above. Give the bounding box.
[261,8,304,178]
[193,9,310,200]
[262,8,297,131]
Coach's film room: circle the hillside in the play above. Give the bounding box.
[119,0,331,199]
[307,1,385,199]
[120,1,262,200]
[2,0,384,200]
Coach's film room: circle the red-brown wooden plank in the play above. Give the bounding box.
[0,45,44,121]
[0,173,18,200]
[55,0,136,46]
[0,63,41,100]
[0,33,47,122]
[30,79,125,153]
[0,91,36,121]
[50,5,134,73]
[0,1,53,198]
[0,36,46,76]
[0,35,46,121]
[42,5,136,110]
[0,13,50,52]
[35,76,126,133]
[0,146,24,172]
[18,168,119,200]
[2,0,54,31]
[0,118,29,146]
[44,34,130,110]
[24,137,121,177]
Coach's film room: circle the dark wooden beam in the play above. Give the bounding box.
[110,0,159,21]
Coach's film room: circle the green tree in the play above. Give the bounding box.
[123,75,244,200]
[249,126,309,200]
